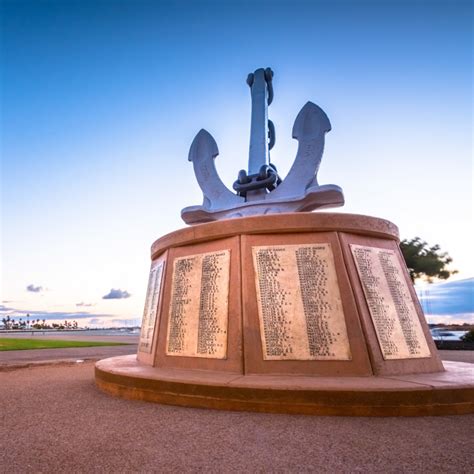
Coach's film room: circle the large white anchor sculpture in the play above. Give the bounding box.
[181,67,344,224]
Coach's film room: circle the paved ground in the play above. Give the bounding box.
[437,349,474,363]
[1,353,473,472]
[1,362,473,473]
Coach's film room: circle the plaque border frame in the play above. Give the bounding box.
[350,244,431,361]
[252,242,352,362]
[153,235,243,374]
[241,231,373,376]
[165,249,231,359]
[137,251,168,366]
[339,233,443,376]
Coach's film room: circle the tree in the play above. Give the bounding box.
[400,237,457,283]
[461,330,474,343]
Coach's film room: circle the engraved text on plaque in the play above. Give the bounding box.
[252,244,351,360]
[139,260,165,353]
[350,245,430,359]
[166,250,230,359]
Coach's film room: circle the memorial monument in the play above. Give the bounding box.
[96,68,473,415]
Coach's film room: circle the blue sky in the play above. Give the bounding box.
[417,278,474,324]
[1,0,472,326]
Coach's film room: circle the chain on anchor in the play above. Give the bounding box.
[247,68,276,150]
[264,68,276,153]
[234,68,281,198]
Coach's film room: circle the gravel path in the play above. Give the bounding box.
[1,362,473,473]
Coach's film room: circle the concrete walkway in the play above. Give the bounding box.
[437,350,474,363]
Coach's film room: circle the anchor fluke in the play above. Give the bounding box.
[292,101,331,140]
[268,101,329,199]
[181,129,243,224]
[188,129,219,162]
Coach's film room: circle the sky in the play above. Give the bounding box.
[417,278,474,325]
[1,0,472,327]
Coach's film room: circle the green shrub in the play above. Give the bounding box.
[461,330,474,343]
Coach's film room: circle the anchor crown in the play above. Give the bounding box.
[181,68,344,225]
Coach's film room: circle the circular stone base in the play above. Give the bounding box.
[96,355,474,416]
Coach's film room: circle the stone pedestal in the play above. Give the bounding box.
[95,213,474,415]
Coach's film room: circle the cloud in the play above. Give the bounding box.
[26,284,43,293]
[416,278,474,315]
[102,289,131,300]
[88,318,105,326]
[0,305,112,321]
[83,317,141,328]
[111,318,141,326]
[76,302,95,307]
[426,313,474,325]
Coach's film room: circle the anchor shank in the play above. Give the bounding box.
[248,68,269,175]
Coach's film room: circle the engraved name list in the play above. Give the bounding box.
[166,250,230,359]
[350,245,430,360]
[139,260,165,353]
[252,243,351,361]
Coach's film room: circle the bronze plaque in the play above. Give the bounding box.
[166,250,230,359]
[252,244,351,361]
[350,245,430,359]
[139,259,165,353]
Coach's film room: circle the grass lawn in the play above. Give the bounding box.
[0,338,129,351]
